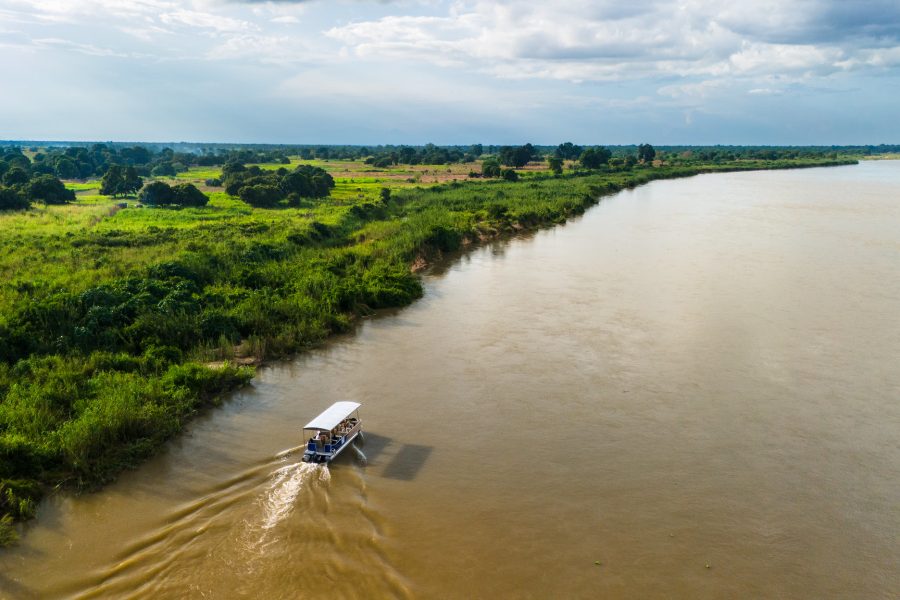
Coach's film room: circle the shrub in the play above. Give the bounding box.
[172,183,209,207]
[0,186,29,211]
[139,181,175,206]
[501,168,519,182]
[150,163,176,177]
[26,174,75,205]
[139,182,208,207]
[482,159,501,178]
[2,167,29,187]
[239,184,282,208]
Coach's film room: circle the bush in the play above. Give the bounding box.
[239,184,282,208]
[226,163,334,207]
[0,186,29,210]
[150,163,176,177]
[26,174,75,205]
[172,183,209,207]
[139,182,208,207]
[139,181,175,206]
[482,159,501,178]
[2,167,29,187]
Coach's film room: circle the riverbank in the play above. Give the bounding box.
[0,157,856,544]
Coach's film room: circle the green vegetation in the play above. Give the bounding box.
[0,149,75,210]
[0,143,858,544]
[99,165,143,198]
[139,181,209,208]
[222,162,334,207]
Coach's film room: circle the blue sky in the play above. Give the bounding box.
[1,0,899,145]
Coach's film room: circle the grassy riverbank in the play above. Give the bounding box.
[0,156,855,543]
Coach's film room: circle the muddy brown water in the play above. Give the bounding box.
[2,162,899,599]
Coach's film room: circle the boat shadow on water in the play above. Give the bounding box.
[357,433,434,482]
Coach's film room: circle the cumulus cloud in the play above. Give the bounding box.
[326,0,900,88]
[3,0,899,143]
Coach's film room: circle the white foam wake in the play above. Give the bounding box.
[259,462,323,531]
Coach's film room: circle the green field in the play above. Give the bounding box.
[0,156,857,543]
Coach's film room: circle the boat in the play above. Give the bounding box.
[301,401,364,464]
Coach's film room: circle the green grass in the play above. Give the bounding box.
[0,155,856,544]
[64,181,101,192]
[175,167,222,180]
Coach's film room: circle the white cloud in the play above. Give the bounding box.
[32,37,130,57]
[5,0,177,22]
[159,9,255,33]
[271,15,300,24]
[205,33,313,64]
[3,0,899,143]
[326,0,900,86]
[118,24,174,41]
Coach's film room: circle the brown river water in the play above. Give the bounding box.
[2,162,900,599]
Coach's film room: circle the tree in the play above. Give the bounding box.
[26,175,75,205]
[481,158,501,177]
[0,186,29,211]
[579,147,611,169]
[172,183,208,207]
[139,181,209,207]
[280,171,313,197]
[150,163,176,177]
[2,167,30,187]
[222,161,246,177]
[139,181,175,206]
[226,163,332,207]
[239,184,282,208]
[555,142,583,160]
[54,157,79,179]
[398,146,417,164]
[499,144,534,168]
[547,156,563,175]
[100,165,125,197]
[501,168,519,182]
[637,143,656,163]
[122,166,143,196]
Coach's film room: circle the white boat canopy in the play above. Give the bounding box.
[303,401,361,431]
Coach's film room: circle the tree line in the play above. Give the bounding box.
[1,144,293,182]
[0,149,74,210]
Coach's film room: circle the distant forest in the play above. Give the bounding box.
[0,141,895,185]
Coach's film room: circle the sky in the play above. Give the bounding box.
[1,0,899,145]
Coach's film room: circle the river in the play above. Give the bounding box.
[2,161,899,599]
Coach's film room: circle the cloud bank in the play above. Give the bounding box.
[0,0,898,143]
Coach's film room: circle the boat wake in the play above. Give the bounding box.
[72,445,410,599]
[257,461,328,533]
